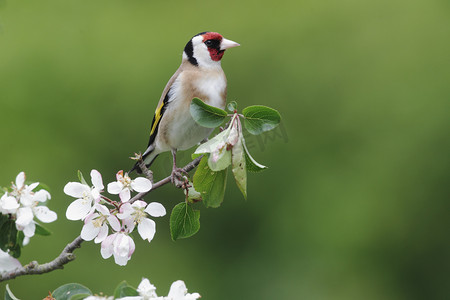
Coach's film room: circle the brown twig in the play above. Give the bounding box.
[0,155,203,282]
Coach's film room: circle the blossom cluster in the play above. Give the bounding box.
[0,171,57,245]
[64,170,165,266]
[84,277,200,300]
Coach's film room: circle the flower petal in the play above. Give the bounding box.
[81,221,100,241]
[66,199,92,221]
[16,207,34,227]
[90,169,104,191]
[1,195,19,212]
[64,182,89,198]
[131,177,152,193]
[95,223,109,244]
[15,172,25,189]
[138,218,156,241]
[34,206,57,223]
[22,222,36,238]
[145,202,166,217]
[107,215,121,232]
[34,190,51,202]
[119,188,131,203]
[101,233,117,259]
[107,182,123,195]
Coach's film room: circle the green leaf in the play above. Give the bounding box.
[242,137,268,173]
[193,156,227,208]
[16,231,25,248]
[170,202,200,241]
[113,281,139,298]
[227,101,238,112]
[242,105,281,135]
[190,97,227,128]
[52,283,92,300]
[35,223,52,236]
[0,218,19,258]
[69,294,92,300]
[5,285,20,300]
[231,137,247,199]
[77,170,88,186]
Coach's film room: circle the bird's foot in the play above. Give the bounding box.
[171,168,189,188]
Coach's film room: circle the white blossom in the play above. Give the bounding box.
[64,169,104,221]
[100,232,135,266]
[80,204,121,243]
[0,172,57,241]
[107,171,152,203]
[116,278,200,300]
[117,201,166,242]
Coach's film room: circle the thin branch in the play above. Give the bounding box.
[129,155,203,204]
[0,156,203,282]
[0,236,83,282]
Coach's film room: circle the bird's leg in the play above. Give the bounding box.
[170,149,189,188]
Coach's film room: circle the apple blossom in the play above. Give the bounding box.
[107,171,152,202]
[0,249,21,273]
[80,204,121,243]
[0,171,57,242]
[64,169,104,221]
[116,278,200,300]
[117,200,166,242]
[100,232,135,266]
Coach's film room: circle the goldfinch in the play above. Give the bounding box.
[131,32,240,177]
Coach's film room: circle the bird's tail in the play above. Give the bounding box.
[129,147,159,174]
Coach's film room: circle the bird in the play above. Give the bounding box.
[130,32,240,181]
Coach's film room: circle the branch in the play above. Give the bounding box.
[0,156,203,282]
[129,155,203,203]
[0,236,83,282]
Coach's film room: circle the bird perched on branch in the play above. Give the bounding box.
[130,32,240,181]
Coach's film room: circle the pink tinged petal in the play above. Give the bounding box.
[16,207,34,227]
[117,203,133,219]
[119,188,131,203]
[22,222,36,238]
[122,217,135,233]
[15,172,25,189]
[66,199,92,221]
[145,202,166,217]
[34,206,57,223]
[0,250,22,272]
[107,182,123,195]
[64,182,89,198]
[101,233,117,259]
[131,177,152,193]
[34,190,51,202]
[107,215,121,232]
[90,169,104,191]
[138,218,156,241]
[95,223,109,243]
[81,222,100,241]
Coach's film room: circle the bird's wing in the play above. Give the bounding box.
[146,66,183,148]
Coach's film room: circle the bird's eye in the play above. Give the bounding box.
[204,40,213,46]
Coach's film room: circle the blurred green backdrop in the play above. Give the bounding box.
[1,0,449,299]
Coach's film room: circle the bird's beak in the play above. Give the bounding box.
[220,38,240,50]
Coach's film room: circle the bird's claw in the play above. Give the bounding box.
[171,168,189,188]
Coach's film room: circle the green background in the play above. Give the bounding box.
[1,0,449,299]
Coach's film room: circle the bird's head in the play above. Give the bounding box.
[183,32,240,68]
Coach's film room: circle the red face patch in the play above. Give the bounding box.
[202,32,224,61]
[208,48,225,61]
